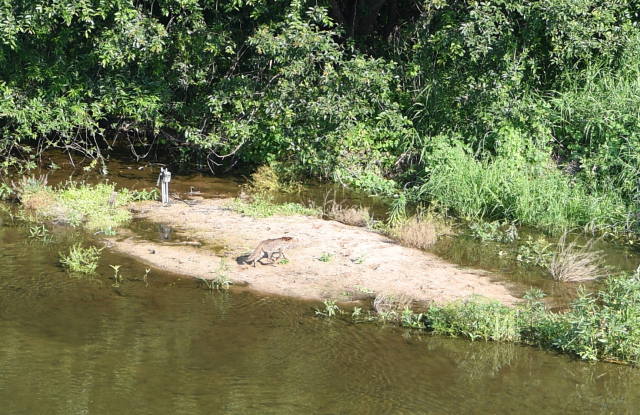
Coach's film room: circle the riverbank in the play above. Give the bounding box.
[106,197,519,305]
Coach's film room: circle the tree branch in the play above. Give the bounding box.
[327,0,346,26]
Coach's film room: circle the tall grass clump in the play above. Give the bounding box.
[419,132,626,232]
[389,217,439,249]
[323,193,370,227]
[551,60,640,205]
[385,199,450,249]
[547,233,605,282]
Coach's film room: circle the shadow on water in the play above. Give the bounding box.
[2,208,640,413]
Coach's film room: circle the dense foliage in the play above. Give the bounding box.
[425,271,640,364]
[2,0,640,234]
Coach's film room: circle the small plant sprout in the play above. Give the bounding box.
[319,253,333,262]
[315,299,341,317]
[279,258,290,265]
[351,307,362,318]
[353,254,367,264]
[110,265,122,287]
[143,269,151,287]
[29,224,53,242]
[355,285,374,294]
[197,259,233,291]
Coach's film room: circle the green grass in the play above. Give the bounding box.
[59,243,103,274]
[16,180,158,231]
[419,136,627,234]
[226,193,321,218]
[396,271,640,364]
[55,181,134,230]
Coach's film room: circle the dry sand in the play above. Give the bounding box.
[107,198,519,305]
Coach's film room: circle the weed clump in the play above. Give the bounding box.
[196,259,233,290]
[372,293,413,323]
[416,271,640,364]
[323,193,370,227]
[245,164,301,194]
[315,299,341,317]
[59,244,103,274]
[11,177,151,231]
[318,269,640,364]
[389,217,439,249]
[469,220,519,243]
[12,175,55,213]
[548,232,605,282]
[427,295,522,342]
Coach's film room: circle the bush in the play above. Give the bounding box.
[417,270,640,364]
[549,274,640,363]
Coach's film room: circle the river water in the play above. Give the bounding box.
[1,153,640,413]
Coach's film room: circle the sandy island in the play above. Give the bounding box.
[108,198,519,305]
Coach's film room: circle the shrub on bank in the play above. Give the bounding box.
[422,270,640,364]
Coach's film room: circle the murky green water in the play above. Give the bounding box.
[2,211,640,414]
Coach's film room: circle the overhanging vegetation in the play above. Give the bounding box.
[1,0,639,235]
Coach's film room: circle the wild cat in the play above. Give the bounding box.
[245,237,293,267]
